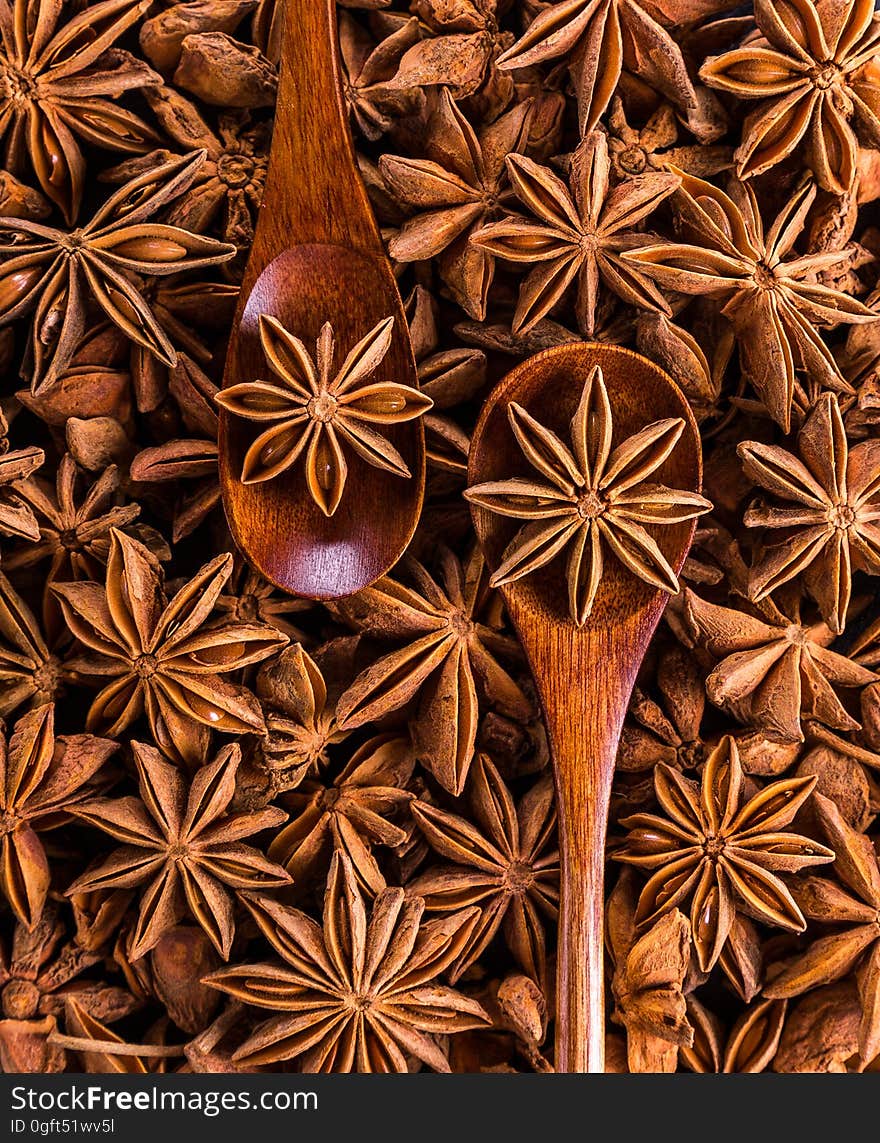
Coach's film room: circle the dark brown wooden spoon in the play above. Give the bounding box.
[219,0,424,600]
[468,343,703,1073]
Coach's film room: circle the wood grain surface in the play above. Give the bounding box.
[468,343,703,1073]
[219,0,425,599]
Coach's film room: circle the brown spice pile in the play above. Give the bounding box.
[2,0,880,1074]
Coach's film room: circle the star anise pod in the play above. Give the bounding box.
[606,96,732,181]
[615,734,835,972]
[0,903,138,1073]
[339,11,423,140]
[68,740,290,960]
[738,391,880,634]
[51,529,286,767]
[625,170,877,432]
[465,363,712,626]
[0,570,64,716]
[0,703,117,929]
[699,0,880,194]
[129,84,269,254]
[681,994,787,1073]
[269,733,414,896]
[495,0,712,135]
[764,793,880,1061]
[0,150,236,393]
[409,753,559,985]
[216,562,311,644]
[470,131,679,337]
[0,0,161,223]
[684,588,877,741]
[333,546,532,796]
[255,640,358,792]
[0,407,42,540]
[380,90,533,321]
[204,851,490,1072]
[1,454,153,585]
[215,312,432,516]
[606,870,693,1073]
[617,640,708,775]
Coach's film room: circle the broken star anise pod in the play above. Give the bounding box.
[0,902,138,1074]
[606,869,692,1073]
[51,528,286,767]
[0,150,236,393]
[0,703,117,929]
[67,740,291,960]
[614,734,834,972]
[215,312,432,516]
[204,851,491,1072]
[465,363,712,626]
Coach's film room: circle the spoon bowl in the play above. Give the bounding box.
[219,0,425,600]
[468,342,702,1072]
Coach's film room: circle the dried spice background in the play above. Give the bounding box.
[3,0,880,1075]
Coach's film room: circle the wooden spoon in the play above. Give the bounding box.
[218,0,424,600]
[467,343,702,1073]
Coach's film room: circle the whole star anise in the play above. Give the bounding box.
[684,588,876,741]
[255,640,358,792]
[470,131,679,337]
[465,363,712,625]
[700,0,880,194]
[495,0,711,136]
[409,753,559,985]
[216,312,432,516]
[738,391,880,633]
[2,454,149,585]
[625,170,878,431]
[615,735,834,972]
[269,733,414,896]
[204,852,491,1072]
[51,529,286,767]
[68,741,291,960]
[0,0,161,222]
[0,151,236,393]
[334,546,532,796]
[380,90,533,321]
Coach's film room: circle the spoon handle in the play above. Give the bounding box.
[530,628,636,1073]
[255,0,380,261]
